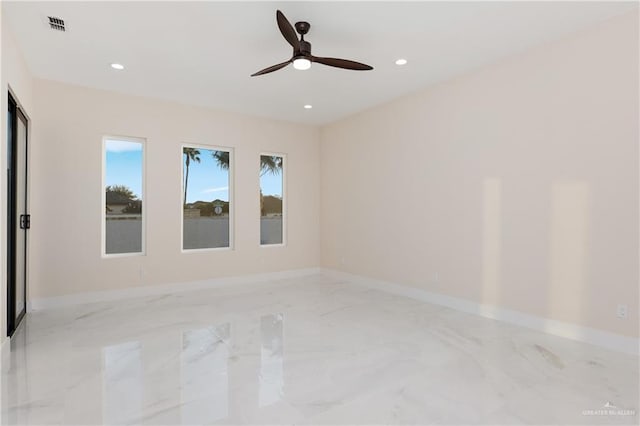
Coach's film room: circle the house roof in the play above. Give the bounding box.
[106,191,133,205]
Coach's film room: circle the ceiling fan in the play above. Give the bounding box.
[251,10,374,77]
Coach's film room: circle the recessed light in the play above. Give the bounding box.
[395,59,407,66]
[304,104,313,109]
[110,63,125,70]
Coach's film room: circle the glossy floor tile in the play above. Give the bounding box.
[1,274,638,425]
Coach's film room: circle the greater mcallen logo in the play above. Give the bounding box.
[582,402,636,417]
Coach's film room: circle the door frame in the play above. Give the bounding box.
[7,91,28,337]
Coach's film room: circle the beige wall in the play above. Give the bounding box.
[320,11,639,338]
[29,80,320,298]
[1,14,34,343]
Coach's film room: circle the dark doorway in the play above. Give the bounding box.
[7,92,29,337]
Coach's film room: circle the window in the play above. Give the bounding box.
[103,137,144,256]
[260,154,284,245]
[182,146,232,250]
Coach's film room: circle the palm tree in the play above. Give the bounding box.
[260,155,283,176]
[183,148,201,207]
[260,189,265,216]
[210,151,281,176]
[212,150,229,170]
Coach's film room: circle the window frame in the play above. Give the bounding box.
[259,152,287,248]
[101,135,147,258]
[180,143,235,253]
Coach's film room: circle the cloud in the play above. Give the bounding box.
[202,186,229,194]
[106,140,142,153]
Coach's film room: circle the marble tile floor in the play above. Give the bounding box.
[0,274,638,425]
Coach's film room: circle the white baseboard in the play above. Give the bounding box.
[25,267,639,355]
[28,267,321,311]
[322,268,640,356]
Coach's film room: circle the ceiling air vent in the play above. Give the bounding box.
[47,16,66,32]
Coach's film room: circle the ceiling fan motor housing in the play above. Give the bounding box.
[298,40,312,56]
[295,22,312,56]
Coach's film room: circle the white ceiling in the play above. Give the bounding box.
[3,1,637,125]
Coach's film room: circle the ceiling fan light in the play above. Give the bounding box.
[293,57,312,70]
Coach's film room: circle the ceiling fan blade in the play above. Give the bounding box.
[311,56,373,71]
[251,60,291,77]
[276,10,300,51]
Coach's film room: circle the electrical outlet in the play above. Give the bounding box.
[616,304,628,319]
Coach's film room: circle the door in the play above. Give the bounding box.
[7,92,29,336]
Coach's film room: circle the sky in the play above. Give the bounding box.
[183,148,229,202]
[105,140,143,198]
[104,139,282,203]
[259,165,284,198]
[182,149,284,203]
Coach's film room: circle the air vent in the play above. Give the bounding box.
[47,16,65,32]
